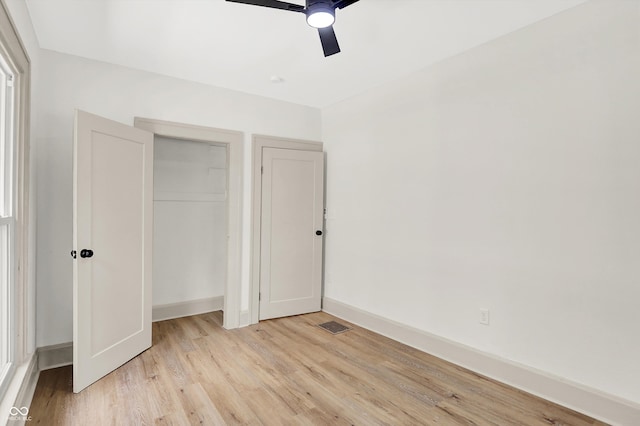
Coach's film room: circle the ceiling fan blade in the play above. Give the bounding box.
[333,0,359,10]
[226,0,305,13]
[318,26,340,57]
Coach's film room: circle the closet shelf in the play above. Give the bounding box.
[154,191,227,202]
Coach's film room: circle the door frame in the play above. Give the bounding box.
[134,117,243,329]
[250,135,323,325]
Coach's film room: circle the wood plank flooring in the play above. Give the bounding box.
[28,311,606,425]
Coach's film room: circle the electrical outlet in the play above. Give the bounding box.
[479,309,490,325]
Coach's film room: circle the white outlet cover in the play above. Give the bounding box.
[480,309,490,325]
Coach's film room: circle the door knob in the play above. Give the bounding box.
[315,230,323,236]
[80,249,94,258]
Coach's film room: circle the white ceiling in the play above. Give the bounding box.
[25,0,586,108]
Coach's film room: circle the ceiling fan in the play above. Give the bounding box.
[226,0,360,57]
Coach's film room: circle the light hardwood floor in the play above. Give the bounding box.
[29,311,606,425]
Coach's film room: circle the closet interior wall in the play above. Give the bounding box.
[152,136,228,307]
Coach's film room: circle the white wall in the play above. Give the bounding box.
[35,49,321,346]
[153,136,228,305]
[322,0,640,405]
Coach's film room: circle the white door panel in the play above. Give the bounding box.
[73,110,153,392]
[260,148,324,320]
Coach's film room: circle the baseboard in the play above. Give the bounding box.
[0,353,38,426]
[239,310,250,327]
[322,297,640,426]
[38,342,72,370]
[13,353,39,418]
[152,296,224,322]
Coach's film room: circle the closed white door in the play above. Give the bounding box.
[73,110,153,393]
[259,148,324,320]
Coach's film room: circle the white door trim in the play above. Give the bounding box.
[250,135,323,325]
[134,117,244,329]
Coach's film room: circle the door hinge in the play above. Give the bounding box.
[7,75,14,87]
[261,166,263,174]
[259,292,261,301]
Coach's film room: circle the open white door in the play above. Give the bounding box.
[259,148,324,320]
[73,110,153,393]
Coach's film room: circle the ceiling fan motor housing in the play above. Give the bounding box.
[306,0,334,7]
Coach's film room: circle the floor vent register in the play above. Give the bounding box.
[318,321,352,335]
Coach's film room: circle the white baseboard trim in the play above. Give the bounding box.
[322,297,640,426]
[239,310,250,327]
[13,353,39,417]
[152,296,224,322]
[0,353,38,426]
[38,342,72,371]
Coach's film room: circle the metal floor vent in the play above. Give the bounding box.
[318,321,351,335]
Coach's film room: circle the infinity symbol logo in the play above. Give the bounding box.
[9,406,29,416]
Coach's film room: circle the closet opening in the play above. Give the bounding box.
[152,136,228,320]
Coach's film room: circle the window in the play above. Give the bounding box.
[0,0,30,402]
[0,52,15,393]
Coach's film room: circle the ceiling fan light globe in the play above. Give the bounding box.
[306,9,335,28]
